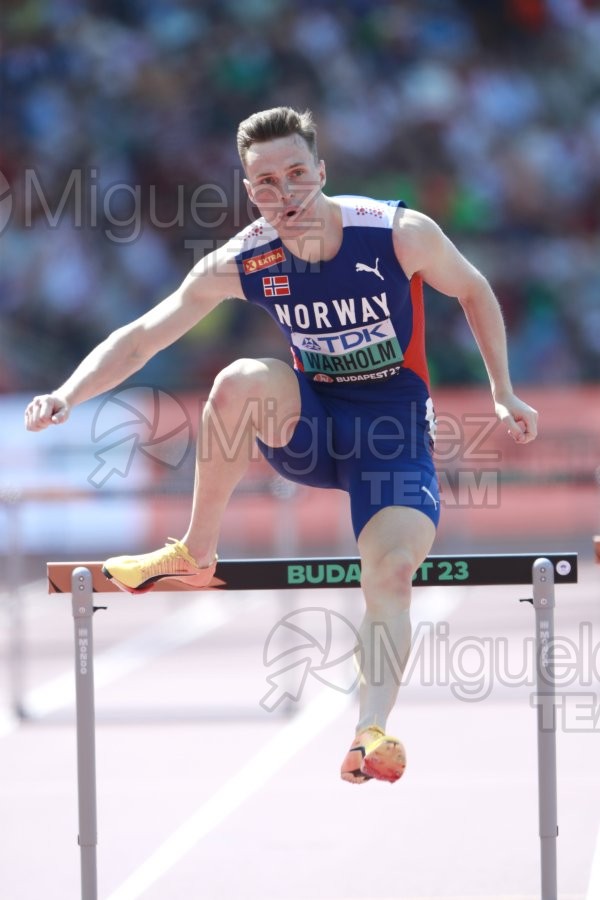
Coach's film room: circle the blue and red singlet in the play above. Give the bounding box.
[232,195,440,538]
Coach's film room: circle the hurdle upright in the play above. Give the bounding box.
[47,551,578,900]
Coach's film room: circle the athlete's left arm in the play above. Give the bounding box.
[393,209,538,444]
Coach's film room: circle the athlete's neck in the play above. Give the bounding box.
[280,195,342,263]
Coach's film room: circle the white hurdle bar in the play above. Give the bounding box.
[47,551,578,900]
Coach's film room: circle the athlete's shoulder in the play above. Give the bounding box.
[392,208,449,280]
[392,208,445,249]
[333,195,407,229]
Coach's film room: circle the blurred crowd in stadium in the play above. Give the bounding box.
[1,0,599,393]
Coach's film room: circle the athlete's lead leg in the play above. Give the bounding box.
[103,358,300,593]
[182,357,301,565]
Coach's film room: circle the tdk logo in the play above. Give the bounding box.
[320,323,389,352]
[294,321,394,357]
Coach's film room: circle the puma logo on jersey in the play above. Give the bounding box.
[421,486,439,510]
[355,258,384,281]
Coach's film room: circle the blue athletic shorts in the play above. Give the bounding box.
[256,369,440,540]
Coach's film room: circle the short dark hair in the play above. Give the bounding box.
[237,106,318,166]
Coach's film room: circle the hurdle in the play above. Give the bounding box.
[47,552,578,900]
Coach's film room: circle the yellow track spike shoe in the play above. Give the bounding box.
[341,726,406,784]
[102,538,217,594]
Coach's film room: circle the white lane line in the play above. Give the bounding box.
[0,593,264,738]
[586,820,600,899]
[105,686,352,900]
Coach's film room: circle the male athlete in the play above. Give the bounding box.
[25,107,538,784]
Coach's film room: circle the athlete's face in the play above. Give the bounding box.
[243,134,326,237]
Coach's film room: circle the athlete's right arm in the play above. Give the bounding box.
[24,243,243,431]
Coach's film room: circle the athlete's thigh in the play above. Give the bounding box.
[256,370,340,489]
[252,357,302,447]
[357,505,436,573]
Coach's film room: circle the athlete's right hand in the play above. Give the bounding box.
[24,393,71,431]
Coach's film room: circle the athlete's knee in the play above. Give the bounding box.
[361,548,415,611]
[210,359,269,409]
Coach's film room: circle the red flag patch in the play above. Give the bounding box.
[263,275,290,297]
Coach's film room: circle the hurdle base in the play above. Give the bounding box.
[540,837,557,900]
[79,844,97,900]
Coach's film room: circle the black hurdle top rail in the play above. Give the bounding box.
[47,552,578,594]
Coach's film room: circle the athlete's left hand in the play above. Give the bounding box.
[494,393,538,444]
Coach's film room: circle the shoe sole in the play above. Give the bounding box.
[362,738,406,783]
[340,771,372,784]
[101,566,216,594]
[101,568,155,594]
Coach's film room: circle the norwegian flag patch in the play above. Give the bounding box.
[263,275,290,297]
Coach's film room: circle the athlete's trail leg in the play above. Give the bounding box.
[356,506,436,732]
